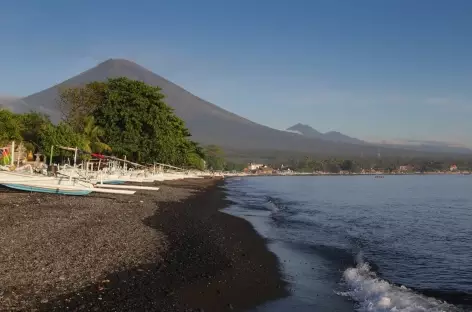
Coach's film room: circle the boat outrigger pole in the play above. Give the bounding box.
[152,162,186,172]
[57,146,79,167]
[55,146,146,168]
[103,155,145,168]
[11,141,15,166]
[50,145,54,165]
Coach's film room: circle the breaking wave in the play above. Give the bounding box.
[338,255,462,312]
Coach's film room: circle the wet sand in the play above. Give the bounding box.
[0,178,287,311]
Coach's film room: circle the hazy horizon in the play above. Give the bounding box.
[1,0,471,146]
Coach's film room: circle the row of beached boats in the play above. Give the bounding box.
[0,142,217,196]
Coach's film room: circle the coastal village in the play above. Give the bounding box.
[242,162,468,175]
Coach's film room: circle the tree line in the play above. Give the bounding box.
[275,156,472,173]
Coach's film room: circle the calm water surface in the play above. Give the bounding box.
[223,175,472,312]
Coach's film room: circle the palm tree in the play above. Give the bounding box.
[82,116,111,153]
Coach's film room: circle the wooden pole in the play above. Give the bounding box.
[50,146,54,165]
[10,141,15,166]
[74,147,78,167]
[153,162,185,171]
[17,142,21,167]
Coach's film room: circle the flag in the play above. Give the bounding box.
[1,148,11,165]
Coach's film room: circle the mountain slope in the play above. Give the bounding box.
[378,140,472,155]
[10,59,451,158]
[0,96,31,112]
[322,131,366,145]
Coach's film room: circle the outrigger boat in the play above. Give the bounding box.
[0,143,160,195]
[0,171,136,196]
[55,146,162,184]
[0,141,210,196]
[55,146,204,183]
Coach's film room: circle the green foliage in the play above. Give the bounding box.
[55,77,206,167]
[38,122,88,158]
[182,140,206,170]
[17,112,51,149]
[0,109,111,161]
[85,77,198,165]
[0,109,22,145]
[340,159,354,172]
[204,145,226,170]
[224,162,245,171]
[82,116,111,153]
[58,82,108,130]
[186,152,206,170]
[417,160,446,172]
[324,162,340,173]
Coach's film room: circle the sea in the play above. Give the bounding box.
[223,175,472,312]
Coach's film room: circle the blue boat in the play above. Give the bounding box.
[101,180,126,185]
[2,183,92,196]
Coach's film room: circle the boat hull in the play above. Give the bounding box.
[100,180,126,185]
[2,183,92,196]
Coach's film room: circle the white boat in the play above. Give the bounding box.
[0,171,135,196]
[60,168,155,184]
[51,145,208,185]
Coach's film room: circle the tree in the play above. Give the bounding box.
[58,82,107,131]
[57,77,202,166]
[324,162,340,173]
[224,162,245,171]
[82,116,111,153]
[18,112,52,150]
[0,109,22,145]
[184,141,206,170]
[88,77,198,165]
[340,159,354,172]
[186,152,206,170]
[204,145,226,170]
[38,122,88,158]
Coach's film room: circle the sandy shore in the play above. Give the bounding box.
[0,178,287,311]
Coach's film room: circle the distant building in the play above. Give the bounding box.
[450,164,458,172]
[258,166,274,174]
[248,163,264,171]
[399,165,413,172]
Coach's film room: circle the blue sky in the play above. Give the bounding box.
[1,0,471,145]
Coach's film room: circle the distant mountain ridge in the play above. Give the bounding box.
[286,123,323,138]
[379,140,472,155]
[286,123,472,155]
[3,58,470,158]
[286,123,366,145]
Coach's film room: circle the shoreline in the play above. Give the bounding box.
[226,172,470,178]
[0,178,287,311]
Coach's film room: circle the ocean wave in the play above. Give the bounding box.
[338,257,462,312]
[265,196,299,210]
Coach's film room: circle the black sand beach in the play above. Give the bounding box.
[0,178,287,311]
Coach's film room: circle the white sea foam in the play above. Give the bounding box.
[338,258,461,312]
